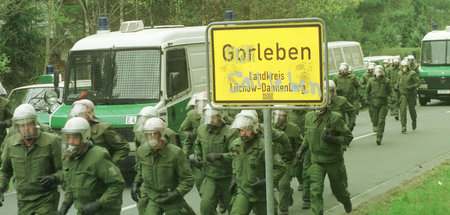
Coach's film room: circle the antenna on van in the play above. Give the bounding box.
[149,7,154,28]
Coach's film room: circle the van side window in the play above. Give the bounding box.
[166,49,189,98]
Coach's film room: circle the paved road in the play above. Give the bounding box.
[1,100,450,214]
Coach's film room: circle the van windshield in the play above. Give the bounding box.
[64,49,161,105]
[422,41,450,65]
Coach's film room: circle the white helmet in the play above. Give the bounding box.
[142,117,166,134]
[393,58,399,63]
[400,60,409,67]
[368,63,376,70]
[339,63,349,71]
[374,65,385,77]
[203,104,224,126]
[62,117,91,144]
[383,59,389,64]
[13,104,40,139]
[232,110,259,134]
[327,80,336,90]
[187,91,207,113]
[348,66,353,73]
[273,105,289,125]
[407,55,415,61]
[134,106,158,132]
[69,99,95,121]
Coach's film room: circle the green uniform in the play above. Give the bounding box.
[409,63,419,74]
[365,77,394,140]
[302,110,353,215]
[194,124,237,215]
[273,122,302,213]
[135,141,194,215]
[223,109,241,125]
[328,95,356,129]
[62,145,125,215]
[387,65,401,117]
[179,109,204,191]
[229,135,279,215]
[90,121,130,165]
[397,68,420,130]
[0,132,62,215]
[333,73,361,114]
[0,97,12,146]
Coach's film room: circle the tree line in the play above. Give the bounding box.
[0,0,448,91]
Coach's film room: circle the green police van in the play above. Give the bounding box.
[328,41,366,79]
[417,25,450,106]
[50,20,208,155]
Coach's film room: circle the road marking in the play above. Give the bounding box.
[5,191,16,196]
[353,132,376,140]
[121,204,137,211]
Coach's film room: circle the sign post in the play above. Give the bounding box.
[206,18,326,214]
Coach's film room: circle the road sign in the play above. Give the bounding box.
[208,20,326,106]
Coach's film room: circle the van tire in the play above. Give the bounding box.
[419,97,427,106]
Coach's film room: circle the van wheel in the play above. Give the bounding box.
[419,97,427,106]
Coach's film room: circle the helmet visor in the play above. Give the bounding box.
[231,115,254,130]
[133,115,150,132]
[68,104,90,120]
[16,120,39,140]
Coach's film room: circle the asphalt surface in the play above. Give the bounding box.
[1,99,450,215]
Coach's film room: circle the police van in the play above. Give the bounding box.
[50,20,208,154]
[328,41,366,79]
[417,25,450,106]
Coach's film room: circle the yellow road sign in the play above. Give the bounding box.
[208,21,325,105]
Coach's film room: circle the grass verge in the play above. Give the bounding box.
[350,159,449,215]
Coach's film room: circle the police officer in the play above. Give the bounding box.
[387,58,401,120]
[299,105,353,215]
[0,104,62,214]
[133,117,195,215]
[327,80,357,131]
[407,55,419,74]
[333,63,361,114]
[398,60,420,133]
[273,107,302,214]
[179,92,207,192]
[58,117,125,215]
[134,106,180,148]
[68,99,130,165]
[361,63,375,92]
[365,66,394,145]
[194,105,238,215]
[229,110,275,215]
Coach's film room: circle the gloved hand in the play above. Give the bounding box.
[188,154,203,168]
[155,190,180,204]
[58,203,72,215]
[38,175,57,189]
[206,153,223,162]
[348,122,355,131]
[131,180,142,202]
[229,174,237,194]
[250,176,265,189]
[80,200,102,215]
[188,132,197,142]
[0,190,3,207]
[322,130,339,144]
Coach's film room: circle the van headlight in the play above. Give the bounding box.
[44,90,58,105]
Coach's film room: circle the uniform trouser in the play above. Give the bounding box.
[349,97,360,115]
[17,191,59,215]
[399,93,417,128]
[389,90,399,116]
[137,192,195,215]
[295,159,303,186]
[302,151,312,203]
[200,176,232,215]
[229,192,270,215]
[370,104,388,138]
[310,161,351,215]
[194,166,205,192]
[274,166,293,211]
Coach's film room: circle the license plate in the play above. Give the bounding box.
[125,115,137,124]
[437,90,450,94]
